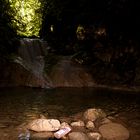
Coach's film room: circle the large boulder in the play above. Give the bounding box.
[99,123,130,140]
[28,119,61,132]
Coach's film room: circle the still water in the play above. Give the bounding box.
[0,87,140,140]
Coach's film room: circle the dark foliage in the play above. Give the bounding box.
[40,0,140,49]
[0,0,17,57]
[0,0,140,86]
[40,0,140,85]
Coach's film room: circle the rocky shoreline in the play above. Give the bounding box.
[18,108,130,140]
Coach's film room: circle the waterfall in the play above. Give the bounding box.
[17,38,48,76]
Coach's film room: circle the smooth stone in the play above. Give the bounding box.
[87,132,102,140]
[68,132,89,140]
[86,121,95,130]
[71,120,85,127]
[28,119,61,132]
[84,108,106,121]
[99,123,129,140]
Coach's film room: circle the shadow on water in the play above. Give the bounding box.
[0,87,140,139]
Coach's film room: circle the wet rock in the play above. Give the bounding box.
[101,118,112,125]
[0,38,52,88]
[87,132,102,140]
[28,119,60,132]
[31,132,53,139]
[68,132,89,140]
[0,61,50,88]
[99,122,129,140]
[71,120,85,127]
[107,116,116,121]
[49,56,95,87]
[84,108,106,121]
[60,122,71,129]
[86,121,95,130]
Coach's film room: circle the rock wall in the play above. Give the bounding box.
[0,38,51,88]
[0,55,96,88]
[48,56,95,87]
[0,61,49,88]
[0,38,140,89]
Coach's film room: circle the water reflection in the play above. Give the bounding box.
[0,87,140,139]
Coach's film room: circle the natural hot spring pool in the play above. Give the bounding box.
[0,87,140,140]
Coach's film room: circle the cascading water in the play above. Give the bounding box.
[0,37,51,88]
[9,38,52,88]
[17,38,47,76]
